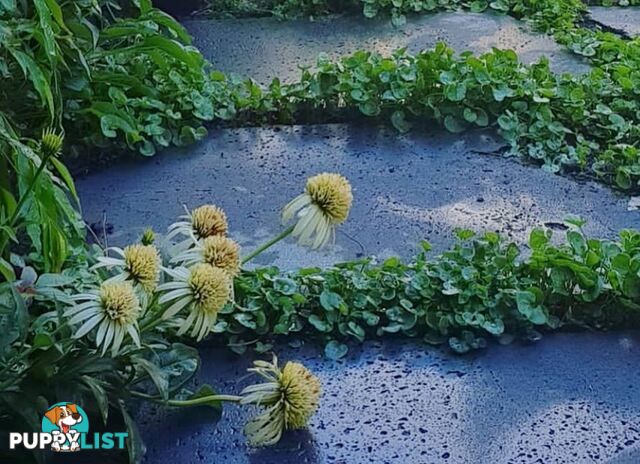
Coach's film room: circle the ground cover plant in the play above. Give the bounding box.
[2,0,640,462]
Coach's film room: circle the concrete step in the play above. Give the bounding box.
[77,124,640,270]
[589,6,640,37]
[137,332,640,464]
[185,12,590,85]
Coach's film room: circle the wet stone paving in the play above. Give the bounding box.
[137,334,640,464]
[78,124,640,270]
[589,6,640,37]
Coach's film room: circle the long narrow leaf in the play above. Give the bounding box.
[6,48,55,119]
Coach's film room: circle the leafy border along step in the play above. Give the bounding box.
[220,223,640,359]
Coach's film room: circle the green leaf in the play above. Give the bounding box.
[100,114,138,139]
[475,108,489,127]
[43,0,69,32]
[361,310,380,326]
[36,273,72,288]
[33,332,54,349]
[564,216,587,228]
[449,336,470,354]
[445,83,467,102]
[308,314,331,332]
[482,319,504,335]
[455,229,475,240]
[156,343,200,394]
[463,108,477,123]
[234,313,257,329]
[33,0,58,63]
[320,290,343,311]
[273,277,297,295]
[325,340,348,359]
[6,48,54,118]
[529,228,550,250]
[100,36,203,70]
[0,0,16,13]
[616,170,631,189]
[391,12,406,27]
[567,230,587,255]
[120,402,145,464]
[515,289,547,325]
[0,257,15,281]
[0,284,28,356]
[391,110,411,133]
[134,357,170,400]
[622,275,640,299]
[49,157,79,202]
[358,101,380,116]
[363,3,378,18]
[82,376,110,425]
[444,115,466,133]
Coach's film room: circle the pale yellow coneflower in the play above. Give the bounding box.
[172,235,241,278]
[240,355,322,447]
[167,204,228,244]
[93,244,161,293]
[282,173,353,249]
[66,281,141,356]
[157,263,230,341]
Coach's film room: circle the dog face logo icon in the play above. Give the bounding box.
[41,403,89,452]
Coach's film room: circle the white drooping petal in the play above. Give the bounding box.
[162,296,192,320]
[282,194,311,223]
[73,313,104,338]
[158,288,192,304]
[102,321,115,356]
[64,301,99,317]
[127,324,141,347]
[68,307,99,325]
[111,325,125,356]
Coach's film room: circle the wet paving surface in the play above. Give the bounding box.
[77,124,640,270]
[137,333,640,464]
[184,12,590,85]
[589,6,640,37]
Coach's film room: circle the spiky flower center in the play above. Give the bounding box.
[188,264,230,315]
[192,205,228,239]
[305,173,352,224]
[100,282,140,325]
[279,362,322,429]
[124,244,160,291]
[40,128,64,158]
[202,236,241,277]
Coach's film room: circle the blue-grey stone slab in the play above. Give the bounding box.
[77,124,640,270]
[589,6,640,37]
[137,332,640,463]
[184,12,590,85]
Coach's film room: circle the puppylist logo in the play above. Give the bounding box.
[9,402,128,452]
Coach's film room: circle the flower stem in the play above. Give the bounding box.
[0,326,72,391]
[241,225,294,265]
[0,321,68,382]
[0,152,53,256]
[131,390,242,406]
[6,153,52,228]
[139,313,164,334]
